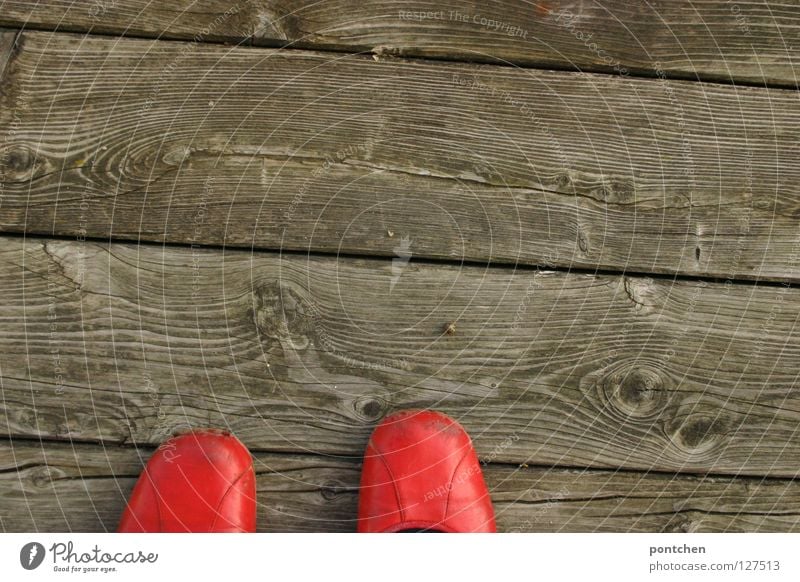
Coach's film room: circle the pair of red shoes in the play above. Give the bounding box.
[118,410,496,533]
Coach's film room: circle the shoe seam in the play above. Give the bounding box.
[372,444,405,523]
[209,463,253,532]
[442,448,470,524]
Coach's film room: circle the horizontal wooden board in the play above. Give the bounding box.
[2,440,798,532]
[0,236,799,477]
[0,2,798,86]
[2,33,800,281]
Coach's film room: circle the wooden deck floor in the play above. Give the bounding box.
[1,1,799,532]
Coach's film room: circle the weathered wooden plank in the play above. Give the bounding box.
[0,2,798,86]
[0,1,257,42]
[0,29,19,79]
[2,440,797,532]
[2,33,800,281]
[489,465,800,533]
[0,236,799,477]
[0,441,357,533]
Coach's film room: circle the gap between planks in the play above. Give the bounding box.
[2,230,799,291]
[3,431,799,485]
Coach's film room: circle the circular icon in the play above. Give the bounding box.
[20,542,46,570]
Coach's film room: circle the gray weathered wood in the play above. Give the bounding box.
[2,440,798,532]
[0,236,799,477]
[0,1,256,42]
[0,2,798,86]
[0,29,19,80]
[2,33,800,281]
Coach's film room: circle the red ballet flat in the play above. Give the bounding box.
[357,410,496,532]
[118,430,256,532]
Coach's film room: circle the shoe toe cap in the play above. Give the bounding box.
[359,410,495,532]
[119,430,256,532]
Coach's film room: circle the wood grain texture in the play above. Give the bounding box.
[0,1,798,86]
[0,29,20,79]
[2,440,798,532]
[0,1,257,42]
[2,32,800,281]
[0,236,799,477]
[0,441,358,533]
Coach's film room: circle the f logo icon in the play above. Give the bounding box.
[20,542,45,570]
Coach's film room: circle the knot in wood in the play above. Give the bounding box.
[353,395,386,422]
[577,228,590,254]
[599,362,669,421]
[667,413,729,454]
[622,276,654,312]
[252,281,314,348]
[320,479,347,501]
[1,143,47,182]
[602,176,635,204]
[30,465,62,489]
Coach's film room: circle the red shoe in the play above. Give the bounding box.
[357,410,496,532]
[118,430,256,532]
